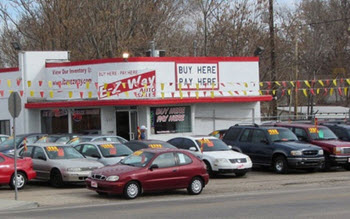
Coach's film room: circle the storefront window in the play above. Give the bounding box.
[72,109,101,134]
[150,106,191,134]
[41,109,68,134]
[0,120,10,135]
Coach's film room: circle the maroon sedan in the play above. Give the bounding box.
[0,152,36,189]
[86,148,209,199]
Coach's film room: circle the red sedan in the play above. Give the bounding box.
[86,148,209,199]
[0,152,36,189]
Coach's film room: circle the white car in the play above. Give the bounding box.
[168,136,252,177]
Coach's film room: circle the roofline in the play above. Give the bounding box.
[25,96,272,109]
[0,67,19,73]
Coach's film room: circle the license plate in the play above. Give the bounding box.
[91,181,98,188]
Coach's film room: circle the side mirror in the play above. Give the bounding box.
[91,154,101,159]
[228,145,233,149]
[149,164,159,170]
[189,147,197,152]
[260,139,269,144]
[38,156,46,161]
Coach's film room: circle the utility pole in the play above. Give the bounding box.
[294,39,298,119]
[269,0,277,119]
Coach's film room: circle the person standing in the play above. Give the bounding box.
[140,125,147,140]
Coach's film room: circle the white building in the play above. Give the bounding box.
[0,51,271,140]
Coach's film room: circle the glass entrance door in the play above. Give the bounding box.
[116,110,138,141]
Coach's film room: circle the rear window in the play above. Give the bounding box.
[224,128,241,141]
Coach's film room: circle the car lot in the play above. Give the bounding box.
[1,168,350,208]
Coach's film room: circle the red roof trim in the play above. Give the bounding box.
[25,95,272,109]
[45,57,259,68]
[0,67,19,73]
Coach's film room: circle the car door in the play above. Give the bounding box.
[236,128,253,156]
[251,129,273,165]
[0,155,10,183]
[143,152,179,191]
[32,147,50,180]
[173,152,195,188]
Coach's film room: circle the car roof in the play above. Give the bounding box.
[140,148,189,153]
[128,139,169,144]
[273,122,327,128]
[29,143,72,147]
[79,141,123,145]
[184,136,218,140]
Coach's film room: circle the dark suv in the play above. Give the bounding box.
[271,123,350,170]
[320,123,350,141]
[222,125,324,173]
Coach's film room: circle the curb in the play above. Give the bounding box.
[0,199,39,211]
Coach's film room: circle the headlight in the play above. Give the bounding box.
[214,158,229,164]
[318,150,324,155]
[333,147,342,154]
[106,175,119,182]
[67,167,82,172]
[290,150,303,156]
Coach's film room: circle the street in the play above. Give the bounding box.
[1,169,350,218]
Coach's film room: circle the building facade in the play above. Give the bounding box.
[0,51,271,140]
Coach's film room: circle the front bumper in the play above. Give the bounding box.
[62,171,92,182]
[86,178,125,194]
[329,155,350,165]
[213,162,252,173]
[287,157,325,169]
[217,168,252,174]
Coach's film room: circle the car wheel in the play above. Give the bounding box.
[9,172,27,190]
[204,161,216,177]
[235,172,247,177]
[124,181,140,199]
[321,154,331,171]
[187,177,203,195]
[50,169,64,188]
[273,155,289,174]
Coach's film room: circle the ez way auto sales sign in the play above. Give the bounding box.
[98,69,156,99]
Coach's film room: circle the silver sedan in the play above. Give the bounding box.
[74,141,133,166]
[19,143,103,187]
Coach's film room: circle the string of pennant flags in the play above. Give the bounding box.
[1,78,350,99]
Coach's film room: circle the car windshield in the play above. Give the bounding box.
[267,129,298,142]
[195,138,230,151]
[120,151,155,167]
[36,136,58,143]
[67,137,92,145]
[55,136,72,144]
[97,143,132,157]
[93,137,128,144]
[147,142,176,149]
[44,146,84,159]
[308,127,338,140]
[0,137,23,151]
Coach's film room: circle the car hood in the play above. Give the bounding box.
[203,150,248,159]
[312,140,350,148]
[274,141,321,150]
[49,158,103,169]
[91,163,141,177]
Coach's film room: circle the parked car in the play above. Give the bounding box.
[35,134,80,144]
[74,142,133,165]
[124,140,176,152]
[222,125,325,173]
[0,152,36,189]
[208,129,227,139]
[320,123,350,141]
[168,136,252,177]
[86,148,209,199]
[19,143,103,187]
[67,135,128,146]
[270,123,350,170]
[0,133,47,154]
[0,135,9,143]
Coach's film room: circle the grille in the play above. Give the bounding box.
[229,158,247,164]
[343,147,350,154]
[303,150,318,156]
[91,174,106,180]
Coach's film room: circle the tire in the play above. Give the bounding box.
[273,155,289,174]
[50,169,64,188]
[343,164,350,171]
[123,181,140,199]
[9,172,27,190]
[187,177,203,195]
[321,154,331,171]
[204,161,216,177]
[235,171,247,177]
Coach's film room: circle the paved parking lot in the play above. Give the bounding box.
[1,168,350,209]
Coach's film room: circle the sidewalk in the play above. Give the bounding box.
[0,199,39,211]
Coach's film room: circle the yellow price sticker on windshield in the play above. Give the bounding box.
[46,146,59,151]
[133,151,143,156]
[308,128,318,133]
[101,144,114,149]
[149,144,163,149]
[71,137,79,142]
[268,129,279,135]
